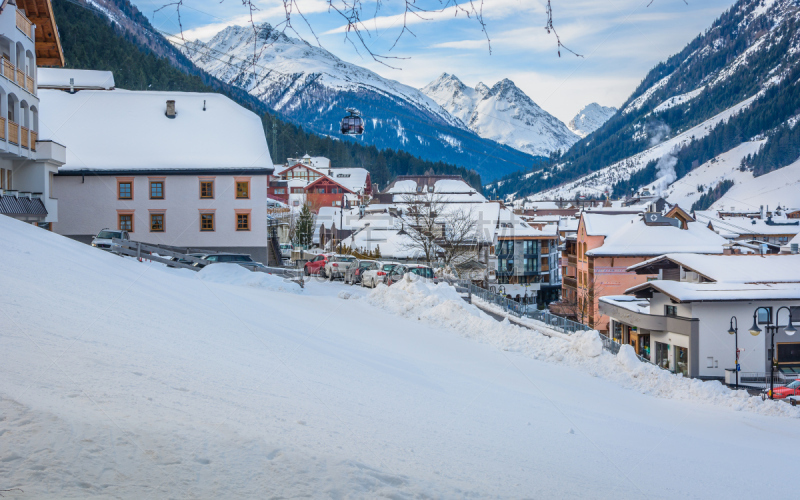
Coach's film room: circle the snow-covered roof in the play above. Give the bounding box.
[387,180,417,193]
[587,219,727,257]
[326,168,370,194]
[40,89,273,172]
[626,280,800,303]
[522,200,560,210]
[598,295,650,314]
[628,253,800,284]
[286,155,330,171]
[340,226,424,259]
[695,211,800,237]
[582,213,639,236]
[37,68,115,90]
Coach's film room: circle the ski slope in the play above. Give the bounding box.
[1,215,799,498]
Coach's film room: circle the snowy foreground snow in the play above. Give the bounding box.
[1,216,799,498]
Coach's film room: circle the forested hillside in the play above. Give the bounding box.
[488,0,800,201]
[52,0,482,191]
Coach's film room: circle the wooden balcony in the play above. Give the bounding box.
[16,10,33,39]
[16,69,25,88]
[30,130,37,150]
[3,59,14,81]
[0,117,4,141]
[20,126,29,149]
[8,120,19,145]
[568,255,577,266]
[563,276,577,289]
[26,75,34,94]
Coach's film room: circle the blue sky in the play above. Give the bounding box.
[133,0,737,123]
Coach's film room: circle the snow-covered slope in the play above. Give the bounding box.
[568,103,617,137]
[182,25,534,180]
[712,155,800,211]
[422,73,579,156]
[657,140,765,209]
[3,215,800,496]
[531,95,758,200]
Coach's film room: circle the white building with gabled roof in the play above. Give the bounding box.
[600,253,800,381]
[41,70,274,262]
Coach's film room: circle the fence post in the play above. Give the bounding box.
[136,241,141,261]
[468,284,472,304]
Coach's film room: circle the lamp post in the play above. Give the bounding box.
[727,316,740,388]
[749,306,797,399]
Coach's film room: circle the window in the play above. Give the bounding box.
[316,188,325,194]
[665,305,677,316]
[118,182,132,199]
[293,200,300,207]
[236,181,250,199]
[200,180,214,199]
[292,188,304,194]
[150,181,164,199]
[150,213,164,232]
[523,240,539,255]
[524,258,537,273]
[237,213,250,231]
[757,307,772,325]
[655,342,670,370]
[200,213,215,231]
[274,188,285,194]
[119,213,133,231]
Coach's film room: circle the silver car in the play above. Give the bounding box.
[344,259,379,285]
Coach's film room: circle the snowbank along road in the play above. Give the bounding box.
[1,215,799,499]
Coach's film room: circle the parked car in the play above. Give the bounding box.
[91,228,129,250]
[763,380,800,404]
[324,255,356,280]
[194,253,267,271]
[387,264,438,285]
[361,261,401,288]
[280,243,293,259]
[304,254,332,276]
[171,253,207,266]
[344,259,379,285]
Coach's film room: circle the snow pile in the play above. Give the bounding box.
[197,263,303,294]
[367,279,799,418]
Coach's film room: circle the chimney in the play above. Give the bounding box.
[760,205,765,219]
[69,77,74,94]
[165,100,176,119]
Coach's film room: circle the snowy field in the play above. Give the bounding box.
[1,215,799,498]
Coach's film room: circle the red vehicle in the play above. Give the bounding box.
[304,254,331,276]
[767,380,800,404]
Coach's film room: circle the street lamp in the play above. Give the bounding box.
[728,316,740,388]
[752,306,796,399]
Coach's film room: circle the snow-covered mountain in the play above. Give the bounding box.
[567,103,617,137]
[181,25,535,181]
[421,73,579,157]
[488,0,800,205]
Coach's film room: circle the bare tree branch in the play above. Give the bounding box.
[544,0,582,58]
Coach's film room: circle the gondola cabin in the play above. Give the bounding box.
[340,109,364,136]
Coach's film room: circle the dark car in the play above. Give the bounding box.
[344,259,378,285]
[194,253,267,271]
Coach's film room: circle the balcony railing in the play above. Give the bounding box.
[20,126,29,149]
[30,130,37,150]
[0,117,4,141]
[568,255,577,266]
[16,10,33,39]
[8,120,19,145]
[1,59,35,95]
[3,59,14,80]
[563,276,577,289]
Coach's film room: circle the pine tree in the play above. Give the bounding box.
[295,204,316,248]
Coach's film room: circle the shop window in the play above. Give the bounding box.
[675,346,688,376]
[777,343,800,364]
[655,342,670,371]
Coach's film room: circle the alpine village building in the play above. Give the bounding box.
[40,68,275,262]
[0,0,66,227]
